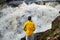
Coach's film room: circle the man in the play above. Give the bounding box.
[22,16,36,40]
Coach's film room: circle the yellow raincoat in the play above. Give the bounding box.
[22,20,36,36]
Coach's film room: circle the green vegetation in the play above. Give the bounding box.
[0,0,6,4]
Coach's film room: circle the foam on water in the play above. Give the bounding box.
[55,4,60,10]
[0,3,60,40]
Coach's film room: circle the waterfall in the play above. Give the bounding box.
[0,2,60,40]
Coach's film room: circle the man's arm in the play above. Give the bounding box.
[22,22,27,31]
[33,23,36,31]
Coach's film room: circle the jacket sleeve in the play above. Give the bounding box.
[33,23,36,31]
[22,22,27,31]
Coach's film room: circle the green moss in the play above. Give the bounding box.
[0,0,5,3]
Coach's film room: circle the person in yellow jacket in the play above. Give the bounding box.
[22,16,36,40]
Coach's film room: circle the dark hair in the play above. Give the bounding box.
[28,16,31,21]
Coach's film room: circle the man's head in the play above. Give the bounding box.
[28,16,31,21]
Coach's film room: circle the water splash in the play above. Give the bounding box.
[0,3,60,40]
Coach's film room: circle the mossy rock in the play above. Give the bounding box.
[0,0,6,4]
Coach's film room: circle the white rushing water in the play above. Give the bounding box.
[55,4,60,10]
[0,3,60,40]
